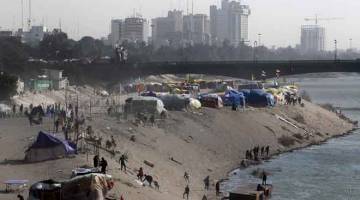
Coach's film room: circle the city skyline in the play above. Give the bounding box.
[0,0,359,50]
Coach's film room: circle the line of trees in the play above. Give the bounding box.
[1,31,360,74]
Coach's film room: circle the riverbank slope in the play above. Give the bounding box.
[0,101,354,200]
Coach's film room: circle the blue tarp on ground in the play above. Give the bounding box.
[223,90,245,107]
[240,89,275,107]
[31,131,76,154]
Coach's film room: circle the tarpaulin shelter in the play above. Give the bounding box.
[25,131,76,162]
[223,90,245,107]
[158,94,188,111]
[124,96,166,116]
[28,174,114,200]
[241,89,275,107]
[198,94,223,108]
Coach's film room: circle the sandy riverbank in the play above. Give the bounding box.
[0,100,355,200]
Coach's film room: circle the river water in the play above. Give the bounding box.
[224,73,360,200]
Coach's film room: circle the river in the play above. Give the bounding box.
[224,72,360,200]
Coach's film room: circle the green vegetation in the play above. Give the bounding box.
[0,72,17,100]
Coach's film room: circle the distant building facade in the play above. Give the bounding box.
[110,17,149,46]
[30,69,69,91]
[301,25,325,52]
[183,14,211,45]
[152,10,184,47]
[151,10,210,47]
[110,19,124,46]
[210,0,251,46]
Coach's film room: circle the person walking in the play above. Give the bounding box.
[215,181,220,196]
[137,167,144,180]
[183,185,190,200]
[100,157,108,174]
[19,104,23,115]
[119,154,127,172]
[184,171,190,183]
[93,155,99,168]
[204,176,210,190]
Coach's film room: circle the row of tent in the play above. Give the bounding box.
[139,85,298,110]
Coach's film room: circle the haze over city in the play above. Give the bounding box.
[1,0,359,49]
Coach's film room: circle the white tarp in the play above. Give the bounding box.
[0,104,11,113]
[126,96,166,115]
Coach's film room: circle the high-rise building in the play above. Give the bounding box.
[123,17,149,43]
[152,10,183,47]
[110,17,149,47]
[183,14,211,45]
[301,25,325,52]
[210,0,251,46]
[110,19,124,46]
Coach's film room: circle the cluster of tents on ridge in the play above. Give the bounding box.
[133,84,299,113]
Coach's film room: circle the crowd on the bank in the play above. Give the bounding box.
[245,145,270,161]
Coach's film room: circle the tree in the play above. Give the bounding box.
[0,37,27,73]
[39,31,75,60]
[73,36,105,58]
[0,72,17,100]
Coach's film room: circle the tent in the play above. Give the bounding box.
[198,94,223,108]
[241,89,275,107]
[25,131,76,162]
[125,96,166,116]
[157,94,188,111]
[189,98,201,109]
[28,174,114,200]
[222,90,245,107]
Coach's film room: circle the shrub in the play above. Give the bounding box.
[278,135,296,147]
[293,133,304,140]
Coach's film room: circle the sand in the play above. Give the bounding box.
[0,101,354,200]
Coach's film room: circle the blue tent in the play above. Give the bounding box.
[223,90,245,107]
[25,131,76,162]
[241,89,275,107]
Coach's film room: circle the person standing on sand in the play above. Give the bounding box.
[184,171,190,182]
[183,185,190,200]
[12,104,16,116]
[93,155,99,168]
[261,147,265,156]
[137,167,144,180]
[100,157,108,174]
[265,146,270,157]
[215,181,220,196]
[119,154,127,172]
[262,172,267,185]
[204,176,210,190]
[54,118,60,132]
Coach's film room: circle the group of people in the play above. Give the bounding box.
[245,145,270,161]
[285,93,302,105]
[93,155,108,174]
[182,173,221,200]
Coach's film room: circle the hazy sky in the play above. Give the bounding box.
[1,0,359,50]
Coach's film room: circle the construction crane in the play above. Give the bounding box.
[304,15,343,25]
